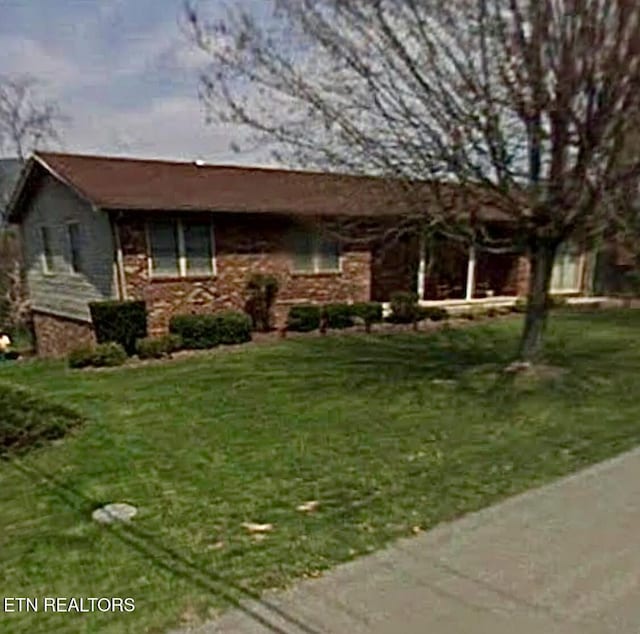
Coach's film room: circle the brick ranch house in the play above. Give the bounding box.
[6,152,596,357]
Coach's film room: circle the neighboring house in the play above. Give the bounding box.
[7,152,594,357]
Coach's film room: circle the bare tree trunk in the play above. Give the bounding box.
[518,239,557,362]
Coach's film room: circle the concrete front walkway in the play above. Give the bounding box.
[176,447,640,634]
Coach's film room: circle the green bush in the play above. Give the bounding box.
[286,305,322,332]
[136,334,183,360]
[323,303,355,329]
[213,311,252,345]
[91,342,128,367]
[388,291,419,323]
[169,314,220,349]
[0,381,84,457]
[68,342,127,369]
[67,346,96,369]
[89,300,147,356]
[416,306,449,322]
[169,312,252,349]
[351,302,383,331]
[246,274,279,332]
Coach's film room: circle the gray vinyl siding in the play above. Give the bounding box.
[21,174,117,321]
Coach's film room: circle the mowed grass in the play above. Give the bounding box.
[1,310,639,633]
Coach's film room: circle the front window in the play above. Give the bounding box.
[551,242,582,292]
[149,219,180,276]
[40,226,54,274]
[148,218,215,277]
[291,229,340,273]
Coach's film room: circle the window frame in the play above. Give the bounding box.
[39,226,55,275]
[146,217,216,279]
[66,221,83,275]
[290,229,342,275]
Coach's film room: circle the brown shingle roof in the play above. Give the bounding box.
[8,151,511,222]
[35,152,427,216]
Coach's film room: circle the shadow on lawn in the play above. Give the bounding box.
[285,318,634,382]
[9,460,325,634]
[283,328,514,384]
[6,314,638,633]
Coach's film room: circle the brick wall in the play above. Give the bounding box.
[32,310,95,358]
[117,214,372,334]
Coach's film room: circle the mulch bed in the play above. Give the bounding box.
[105,313,520,370]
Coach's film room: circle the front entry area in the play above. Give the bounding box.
[369,228,590,304]
[370,233,419,302]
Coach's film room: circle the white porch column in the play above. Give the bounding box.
[417,231,427,301]
[465,244,476,301]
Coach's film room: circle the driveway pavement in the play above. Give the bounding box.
[174,446,640,633]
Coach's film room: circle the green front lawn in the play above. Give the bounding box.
[1,310,639,633]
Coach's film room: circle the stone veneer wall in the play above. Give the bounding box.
[32,310,96,358]
[117,213,372,335]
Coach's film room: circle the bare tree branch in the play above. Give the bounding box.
[0,76,66,161]
[186,0,640,359]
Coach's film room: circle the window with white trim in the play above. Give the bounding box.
[148,218,215,277]
[291,229,340,273]
[40,226,54,274]
[551,242,582,292]
[67,222,82,274]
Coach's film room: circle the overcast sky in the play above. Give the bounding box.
[0,0,273,164]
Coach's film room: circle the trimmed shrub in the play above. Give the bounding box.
[0,381,84,457]
[323,303,355,329]
[136,334,183,360]
[169,314,220,350]
[245,274,279,332]
[89,300,147,356]
[68,342,127,369]
[286,305,322,332]
[351,302,383,332]
[67,346,96,369]
[91,342,128,367]
[213,311,252,345]
[169,312,252,349]
[388,291,419,323]
[417,306,449,322]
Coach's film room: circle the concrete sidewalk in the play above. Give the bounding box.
[176,447,640,633]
